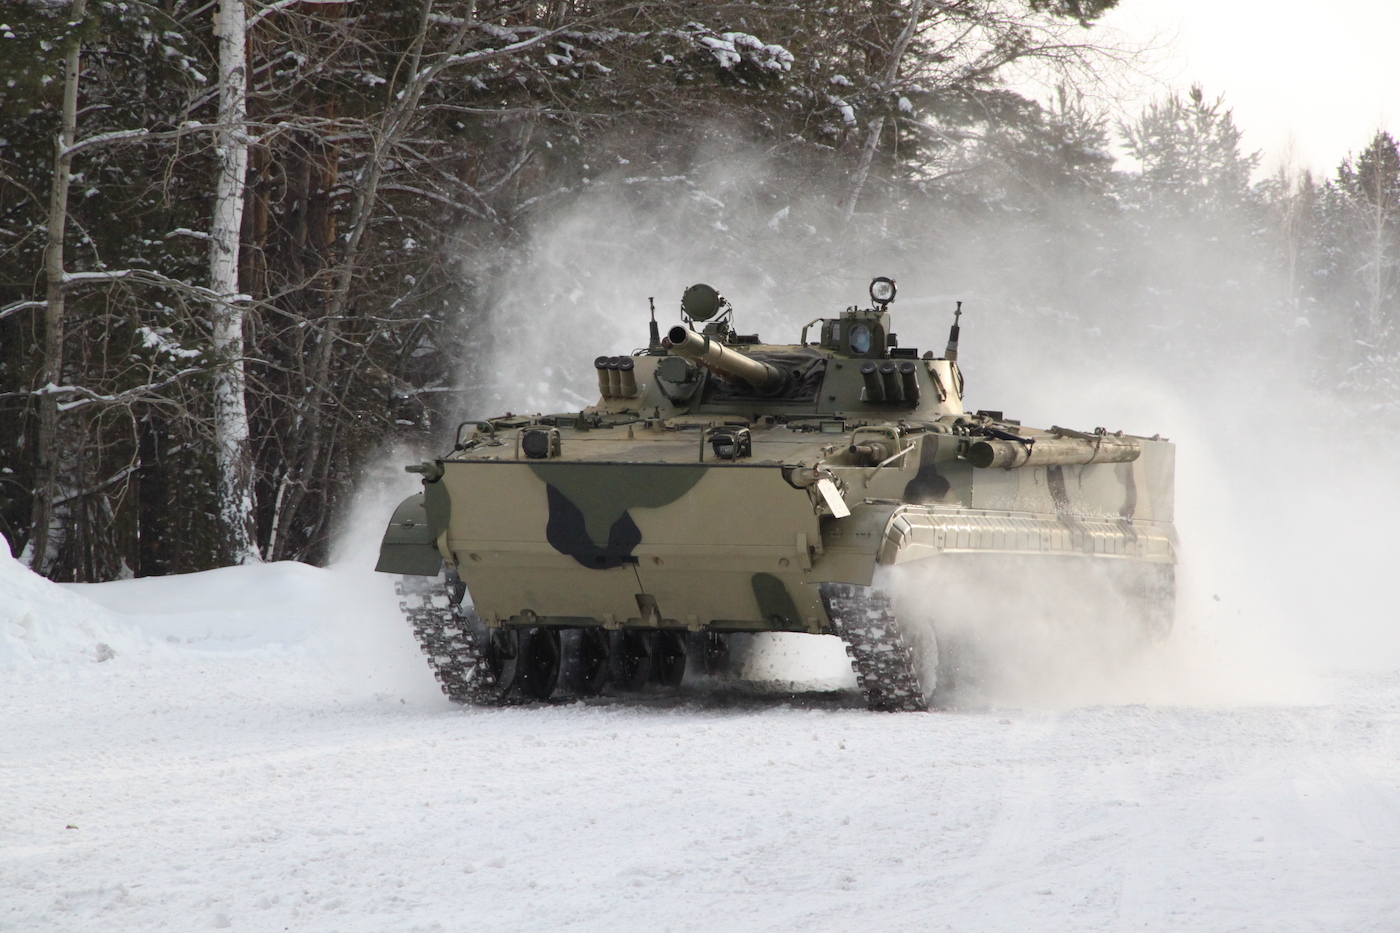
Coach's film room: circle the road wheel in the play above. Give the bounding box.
[652,630,687,688]
[611,630,655,692]
[518,627,562,701]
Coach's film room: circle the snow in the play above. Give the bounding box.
[694,30,793,72]
[830,96,857,126]
[0,544,149,667]
[3,531,1400,930]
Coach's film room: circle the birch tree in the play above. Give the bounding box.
[210,0,258,564]
[843,0,925,221]
[27,0,88,572]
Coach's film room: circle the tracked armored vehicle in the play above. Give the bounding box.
[376,279,1176,710]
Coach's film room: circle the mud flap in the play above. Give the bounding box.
[375,493,444,575]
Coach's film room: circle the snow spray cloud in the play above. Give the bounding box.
[447,132,1400,707]
[322,443,450,707]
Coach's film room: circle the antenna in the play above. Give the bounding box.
[944,301,962,361]
[648,296,660,348]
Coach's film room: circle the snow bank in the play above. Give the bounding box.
[0,509,435,711]
[69,561,329,652]
[0,455,440,704]
[62,556,441,702]
[0,535,149,667]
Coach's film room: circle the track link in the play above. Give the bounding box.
[397,574,503,705]
[820,583,928,712]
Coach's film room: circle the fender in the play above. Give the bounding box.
[375,478,451,575]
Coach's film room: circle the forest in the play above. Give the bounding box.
[2,0,1397,581]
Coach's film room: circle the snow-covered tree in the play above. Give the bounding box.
[1337,132,1400,350]
[1318,131,1400,402]
[1119,85,1258,218]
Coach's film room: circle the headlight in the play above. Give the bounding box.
[869,276,896,306]
[682,283,723,321]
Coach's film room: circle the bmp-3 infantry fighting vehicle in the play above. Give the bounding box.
[376,278,1176,711]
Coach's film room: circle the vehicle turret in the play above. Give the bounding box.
[586,277,967,421]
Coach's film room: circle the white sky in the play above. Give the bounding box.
[1097,0,1400,177]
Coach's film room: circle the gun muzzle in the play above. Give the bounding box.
[849,441,895,465]
[666,326,785,393]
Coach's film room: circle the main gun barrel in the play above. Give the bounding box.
[666,326,786,393]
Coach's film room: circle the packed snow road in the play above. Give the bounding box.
[3,554,1399,931]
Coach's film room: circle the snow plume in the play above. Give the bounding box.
[878,373,1330,711]
[453,132,1400,708]
[321,444,450,706]
[888,554,1315,711]
[457,145,863,417]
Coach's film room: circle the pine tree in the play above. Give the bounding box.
[1119,84,1258,218]
[1111,86,1276,364]
[1330,131,1400,401]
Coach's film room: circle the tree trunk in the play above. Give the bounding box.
[28,0,88,573]
[1368,175,1390,344]
[840,0,924,222]
[211,0,258,564]
[843,115,886,222]
[270,0,477,559]
[137,413,170,577]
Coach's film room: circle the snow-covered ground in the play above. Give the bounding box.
[4,533,1399,933]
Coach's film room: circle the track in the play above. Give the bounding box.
[396,573,502,705]
[397,573,692,705]
[819,582,929,712]
[399,572,930,711]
